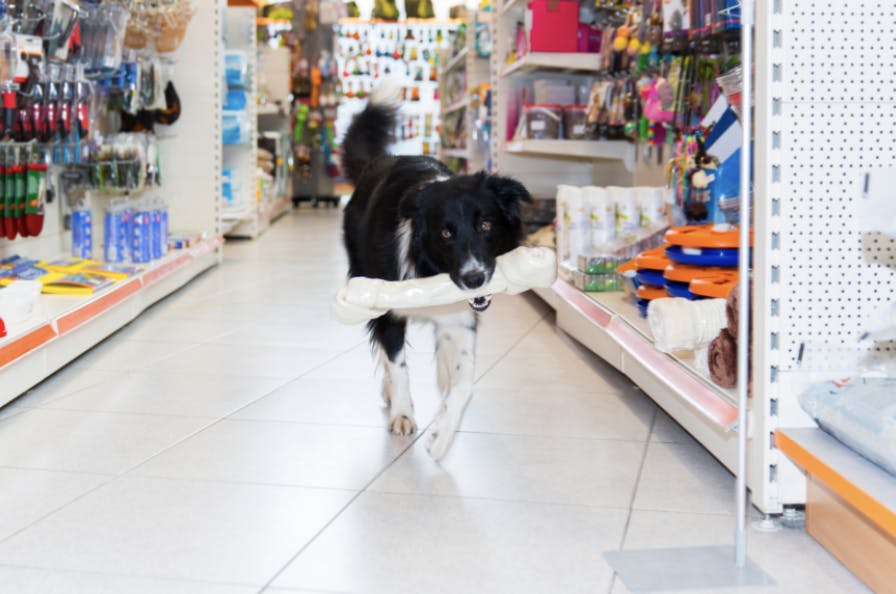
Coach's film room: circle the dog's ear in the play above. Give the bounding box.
[484,175,533,222]
[398,184,431,226]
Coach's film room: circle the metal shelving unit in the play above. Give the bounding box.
[504,139,636,171]
[521,0,896,518]
[490,0,663,199]
[1,0,224,405]
[438,11,491,172]
[490,0,768,511]
[222,6,265,238]
[752,0,896,513]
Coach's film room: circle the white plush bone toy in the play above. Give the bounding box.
[333,246,557,324]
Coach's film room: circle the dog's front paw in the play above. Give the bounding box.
[389,414,417,436]
[425,422,456,461]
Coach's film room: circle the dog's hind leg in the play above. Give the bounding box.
[428,311,477,460]
[369,314,416,436]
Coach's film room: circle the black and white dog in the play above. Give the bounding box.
[342,84,532,460]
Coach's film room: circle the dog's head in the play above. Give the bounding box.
[399,172,532,293]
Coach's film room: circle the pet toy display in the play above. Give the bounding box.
[708,281,749,390]
[332,245,557,324]
[335,20,456,158]
[647,296,728,354]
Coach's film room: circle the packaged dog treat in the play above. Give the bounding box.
[523,103,562,139]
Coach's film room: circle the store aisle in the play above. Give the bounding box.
[0,209,868,594]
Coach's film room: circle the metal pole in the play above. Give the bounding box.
[735,0,754,570]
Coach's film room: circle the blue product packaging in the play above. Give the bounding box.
[141,209,152,262]
[104,207,122,262]
[222,168,234,203]
[71,209,93,258]
[159,208,169,256]
[224,50,248,87]
[130,211,146,263]
[223,89,248,110]
[151,208,162,259]
[222,110,248,145]
[120,208,131,260]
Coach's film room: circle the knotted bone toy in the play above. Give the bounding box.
[332,246,557,324]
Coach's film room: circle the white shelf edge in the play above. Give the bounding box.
[504,139,636,172]
[476,11,494,24]
[499,52,604,77]
[257,103,285,115]
[0,236,222,406]
[441,47,469,74]
[443,97,470,114]
[540,279,750,488]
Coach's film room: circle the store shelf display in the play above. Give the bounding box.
[437,11,491,172]
[1,0,222,403]
[335,18,459,159]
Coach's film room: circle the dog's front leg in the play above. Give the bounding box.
[428,314,477,460]
[371,314,416,436]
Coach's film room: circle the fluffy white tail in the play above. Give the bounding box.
[368,76,403,106]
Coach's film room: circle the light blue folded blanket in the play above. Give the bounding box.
[799,377,896,477]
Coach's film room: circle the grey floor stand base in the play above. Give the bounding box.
[604,546,775,592]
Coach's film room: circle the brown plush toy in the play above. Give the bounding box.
[708,282,751,392]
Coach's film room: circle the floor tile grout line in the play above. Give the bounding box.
[257,302,551,592]
[0,340,364,549]
[472,309,551,384]
[257,419,431,592]
[607,407,659,594]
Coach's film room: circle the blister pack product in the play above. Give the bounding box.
[71,206,93,258]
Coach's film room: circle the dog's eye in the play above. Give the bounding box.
[440,228,452,240]
[479,220,493,232]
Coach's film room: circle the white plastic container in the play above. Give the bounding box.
[636,186,666,228]
[608,186,640,237]
[554,184,572,264]
[559,185,589,264]
[0,280,42,326]
[582,185,615,249]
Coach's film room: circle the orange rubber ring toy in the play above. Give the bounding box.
[689,271,739,298]
[664,264,733,283]
[665,224,753,249]
[636,285,668,300]
[634,246,672,271]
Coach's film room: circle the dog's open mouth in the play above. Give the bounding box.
[468,295,493,312]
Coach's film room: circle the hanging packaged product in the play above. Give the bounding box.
[25,146,47,237]
[45,0,81,61]
[79,2,130,76]
[0,152,8,239]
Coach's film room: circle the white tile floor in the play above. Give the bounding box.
[0,208,870,593]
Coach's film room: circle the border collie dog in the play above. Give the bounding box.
[341,85,532,460]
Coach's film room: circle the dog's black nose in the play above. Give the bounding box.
[461,271,486,289]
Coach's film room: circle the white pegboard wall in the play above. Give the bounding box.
[783,1,896,104]
[775,0,896,370]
